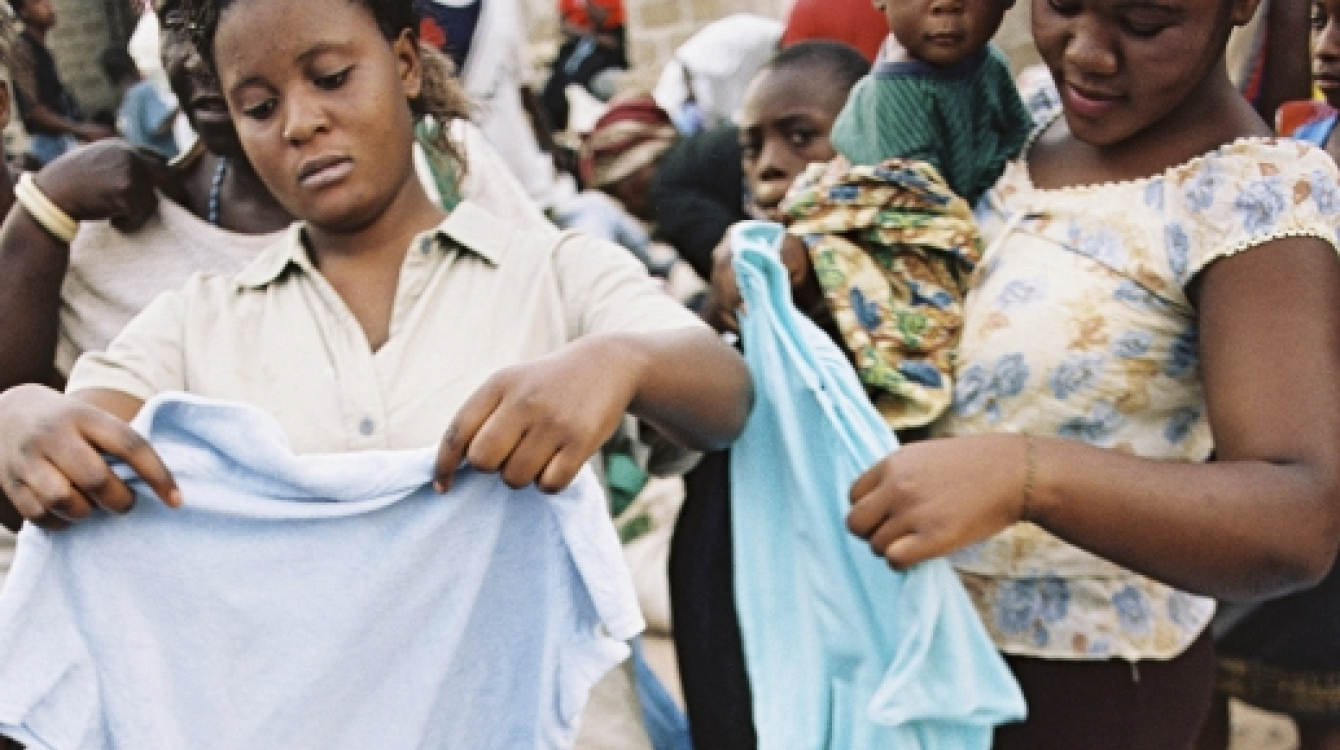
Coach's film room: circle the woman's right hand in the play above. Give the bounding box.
[34,140,184,233]
[0,385,179,530]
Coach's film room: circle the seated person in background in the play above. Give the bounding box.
[99,47,179,159]
[8,0,112,165]
[541,0,629,132]
[577,95,684,279]
[580,95,680,224]
[582,93,748,285]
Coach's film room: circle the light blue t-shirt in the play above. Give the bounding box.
[729,221,1026,749]
[0,393,642,750]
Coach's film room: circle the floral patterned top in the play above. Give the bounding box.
[935,120,1340,661]
[783,156,982,430]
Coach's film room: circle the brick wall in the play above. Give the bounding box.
[995,2,1041,75]
[522,0,1038,92]
[43,0,136,119]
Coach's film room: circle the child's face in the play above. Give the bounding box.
[1033,0,1252,148]
[161,0,241,157]
[1314,0,1340,107]
[882,0,1012,67]
[738,65,847,220]
[212,0,422,231]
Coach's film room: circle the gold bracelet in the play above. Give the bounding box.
[14,172,78,244]
[1021,434,1037,523]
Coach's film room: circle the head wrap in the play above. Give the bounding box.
[580,95,679,189]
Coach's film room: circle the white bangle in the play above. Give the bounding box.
[14,172,78,244]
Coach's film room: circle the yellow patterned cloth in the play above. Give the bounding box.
[937,124,1340,661]
[782,156,982,430]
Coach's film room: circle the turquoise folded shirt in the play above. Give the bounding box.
[729,221,1026,749]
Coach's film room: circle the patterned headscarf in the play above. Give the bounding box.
[580,95,679,189]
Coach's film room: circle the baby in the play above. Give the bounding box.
[773,0,1031,433]
[830,0,1031,203]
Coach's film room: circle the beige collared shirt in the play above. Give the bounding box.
[67,200,705,455]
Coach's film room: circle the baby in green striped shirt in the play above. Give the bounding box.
[773,0,1032,431]
[830,0,1031,203]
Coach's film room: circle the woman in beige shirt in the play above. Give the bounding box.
[0,2,750,748]
[0,0,750,577]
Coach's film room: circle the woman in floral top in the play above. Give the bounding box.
[841,0,1340,745]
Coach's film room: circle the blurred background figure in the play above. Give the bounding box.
[415,0,566,208]
[581,94,678,224]
[98,46,178,158]
[779,0,886,62]
[651,13,781,135]
[126,4,190,154]
[1225,0,1310,122]
[540,0,628,132]
[8,0,111,166]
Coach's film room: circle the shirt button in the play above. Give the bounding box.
[358,418,375,436]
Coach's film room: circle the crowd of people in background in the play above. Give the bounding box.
[0,0,1335,748]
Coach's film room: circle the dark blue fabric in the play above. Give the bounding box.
[15,31,80,135]
[414,0,483,70]
[669,449,757,750]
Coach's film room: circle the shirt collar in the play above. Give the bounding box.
[874,45,990,81]
[233,200,512,290]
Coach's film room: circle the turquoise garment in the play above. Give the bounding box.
[729,221,1025,749]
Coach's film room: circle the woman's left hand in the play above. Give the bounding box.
[847,434,1032,570]
[705,228,816,333]
[432,337,639,494]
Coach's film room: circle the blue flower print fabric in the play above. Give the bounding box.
[941,124,1340,660]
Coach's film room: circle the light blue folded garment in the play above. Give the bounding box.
[729,221,1026,750]
[0,393,643,750]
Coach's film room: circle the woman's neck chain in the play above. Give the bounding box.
[208,157,229,227]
